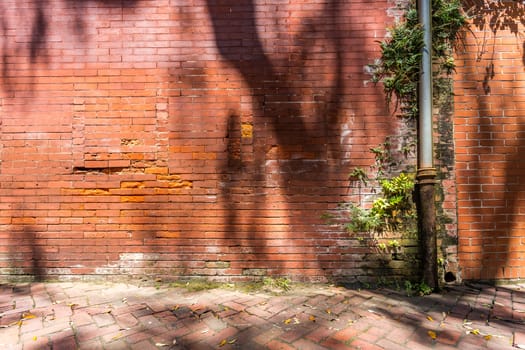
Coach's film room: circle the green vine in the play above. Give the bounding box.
[371,0,467,119]
[325,1,467,284]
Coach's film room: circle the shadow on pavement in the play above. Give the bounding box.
[1,282,525,349]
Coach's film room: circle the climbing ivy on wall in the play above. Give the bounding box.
[371,0,467,119]
[325,0,468,286]
[342,0,467,235]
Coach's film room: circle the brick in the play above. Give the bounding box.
[331,326,360,343]
[454,14,525,279]
[0,0,516,283]
[279,325,315,343]
[349,338,385,350]
[92,313,116,327]
[265,340,296,350]
[320,338,354,350]
[305,326,335,343]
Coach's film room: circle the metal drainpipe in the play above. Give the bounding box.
[417,0,438,290]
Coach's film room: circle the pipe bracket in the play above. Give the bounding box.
[417,167,437,184]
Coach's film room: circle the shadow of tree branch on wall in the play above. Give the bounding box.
[0,0,139,93]
[2,203,45,282]
[1,0,393,284]
[206,0,387,282]
[29,0,48,63]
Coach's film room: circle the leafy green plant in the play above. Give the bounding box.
[349,167,369,186]
[169,279,225,292]
[263,277,292,292]
[343,203,381,234]
[372,6,421,118]
[349,167,369,206]
[377,242,387,250]
[342,172,415,235]
[404,280,433,296]
[388,239,400,248]
[370,142,394,178]
[371,0,467,119]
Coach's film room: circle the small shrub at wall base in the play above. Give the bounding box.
[263,277,292,292]
[404,280,433,296]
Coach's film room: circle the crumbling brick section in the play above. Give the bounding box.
[454,2,525,281]
[0,0,403,282]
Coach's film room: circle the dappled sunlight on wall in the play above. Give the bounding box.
[455,0,525,280]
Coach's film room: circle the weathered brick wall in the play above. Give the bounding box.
[0,0,412,282]
[455,1,525,281]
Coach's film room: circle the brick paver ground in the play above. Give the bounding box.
[1,281,525,349]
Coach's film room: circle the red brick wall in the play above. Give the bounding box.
[455,2,525,281]
[0,0,403,282]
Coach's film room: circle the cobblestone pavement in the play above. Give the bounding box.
[2,281,525,349]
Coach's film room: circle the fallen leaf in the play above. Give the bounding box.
[293,317,300,325]
[219,339,227,347]
[428,330,437,340]
[22,312,37,320]
[32,336,37,341]
[284,318,292,324]
[111,333,123,341]
[426,315,434,322]
[67,303,78,310]
[191,305,203,312]
[469,329,480,335]
[309,315,316,322]
[484,334,492,341]
[172,305,180,311]
[326,309,332,314]
[228,338,237,344]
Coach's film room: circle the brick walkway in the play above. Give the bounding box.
[1,281,525,349]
